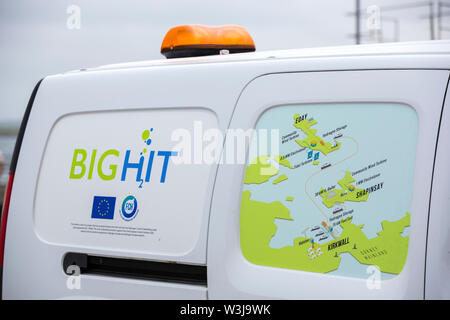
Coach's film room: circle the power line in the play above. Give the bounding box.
[348,1,440,43]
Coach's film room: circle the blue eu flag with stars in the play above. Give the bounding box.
[91,196,116,220]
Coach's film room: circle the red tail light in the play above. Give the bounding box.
[0,172,14,267]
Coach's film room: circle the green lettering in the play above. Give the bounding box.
[69,149,87,179]
[97,149,119,181]
[88,149,97,180]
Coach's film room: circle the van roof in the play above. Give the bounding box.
[75,40,450,73]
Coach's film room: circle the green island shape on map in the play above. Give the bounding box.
[320,171,369,208]
[273,174,288,185]
[244,155,279,184]
[274,155,293,168]
[293,114,341,156]
[313,161,319,165]
[240,190,410,275]
[286,196,294,201]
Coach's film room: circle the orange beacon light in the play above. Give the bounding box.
[161,25,256,59]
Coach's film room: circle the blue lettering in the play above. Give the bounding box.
[157,151,178,183]
[145,150,155,182]
[121,150,144,182]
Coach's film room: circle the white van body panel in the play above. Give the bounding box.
[34,109,218,257]
[3,41,450,299]
[92,40,450,72]
[425,81,450,299]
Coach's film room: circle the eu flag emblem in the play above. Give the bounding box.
[91,196,116,220]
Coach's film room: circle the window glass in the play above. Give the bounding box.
[240,103,417,279]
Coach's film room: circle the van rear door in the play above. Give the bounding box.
[208,70,449,299]
[2,68,227,299]
[425,76,450,299]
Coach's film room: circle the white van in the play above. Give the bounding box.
[1,28,450,299]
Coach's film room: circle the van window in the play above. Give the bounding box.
[240,103,417,279]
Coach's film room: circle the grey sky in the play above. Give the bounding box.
[0,0,447,122]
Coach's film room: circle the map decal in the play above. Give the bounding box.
[240,104,418,279]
